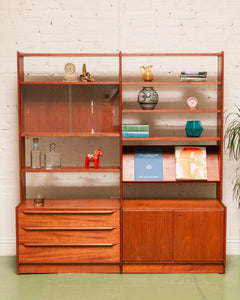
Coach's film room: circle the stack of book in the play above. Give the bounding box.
[122,124,149,138]
[180,71,207,82]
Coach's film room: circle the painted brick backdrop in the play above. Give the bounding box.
[0,0,240,255]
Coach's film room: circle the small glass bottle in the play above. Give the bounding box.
[45,143,61,169]
[31,138,41,169]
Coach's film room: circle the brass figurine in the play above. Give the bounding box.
[79,64,95,82]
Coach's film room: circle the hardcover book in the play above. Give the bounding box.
[175,146,207,180]
[181,71,207,76]
[122,124,149,132]
[122,131,149,138]
[134,146,163,181]
[180,71,207,82]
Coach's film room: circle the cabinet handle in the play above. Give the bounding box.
[22,243,116,247]
[22,227,118,231]
[22,211,116,215]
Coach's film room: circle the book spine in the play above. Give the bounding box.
[180,75,207,78]
[122,131,149,138]
[181,72,207,76]
[180,77,207,82]
[122,124,149,132]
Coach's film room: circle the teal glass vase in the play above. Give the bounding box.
[185,120,203,137]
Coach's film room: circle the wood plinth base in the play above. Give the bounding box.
[18,263,225,274]
[18,264,120,274]
[122,263,225,274]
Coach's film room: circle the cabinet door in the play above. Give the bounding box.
[123,211,173,262]
[174,211,224,262]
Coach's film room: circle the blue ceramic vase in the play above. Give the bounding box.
[185,120,203,137]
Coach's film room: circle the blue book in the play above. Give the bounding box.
[122,131,149,138]
[122,124,149,132]
[134,146,163,181]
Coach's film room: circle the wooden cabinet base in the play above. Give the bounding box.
[122,264,225,274]
[18,264,120,274]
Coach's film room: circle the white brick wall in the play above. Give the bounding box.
[1,0,240,255]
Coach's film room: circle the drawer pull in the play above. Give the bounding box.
[22,227,117,231]
[22,211,116,215]
[22,243,117,247]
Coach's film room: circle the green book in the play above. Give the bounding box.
[122,124,149,132]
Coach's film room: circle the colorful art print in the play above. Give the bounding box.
[175,146,207,180]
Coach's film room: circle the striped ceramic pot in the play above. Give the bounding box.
[138,87,159,110]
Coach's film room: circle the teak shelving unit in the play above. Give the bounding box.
[16,52,226,274]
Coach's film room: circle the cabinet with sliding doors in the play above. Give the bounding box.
[16,52,121,274]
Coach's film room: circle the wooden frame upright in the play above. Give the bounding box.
[16,52,226,274]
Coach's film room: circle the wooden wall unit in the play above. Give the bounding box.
[16,52,226,274]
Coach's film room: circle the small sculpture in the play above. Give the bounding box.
[85,148,103,169]
[139,65,154,82]
[79,64,95,82]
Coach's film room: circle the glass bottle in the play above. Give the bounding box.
[45,143,61,169]
[31,138,41,169]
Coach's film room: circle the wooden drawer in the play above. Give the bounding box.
[19,244,120,264]
[19,227,120,244]
[18,211,120,227]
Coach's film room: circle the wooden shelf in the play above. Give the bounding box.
[22,166,120,173]
[122,146,220,182]
[122,53,223,57]
[19,53,120,57]
[122,81,221,85]
[123,179,219,183]
[122,136,220,142]
[20,81,119,85]
[21,132,120,137]
[19,199,120,211]
[122,109,221,114]
[122,199,225,211]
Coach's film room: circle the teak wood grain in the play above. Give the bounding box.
[123,211,173,262]
[122,264,224,274]
[174,210,224,262]
[18,211,120,227]
[122,199,225,211]
[122,109,221,113]
[22,166,120,173]
[19,199,120,210]
[19,227,120,245]
[18,264,120,274]
[19,244,120,264]
[17,52,225,274]
[122,200,225,267]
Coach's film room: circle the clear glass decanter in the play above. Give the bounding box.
[45,143,61,169]
[31,138,41,169]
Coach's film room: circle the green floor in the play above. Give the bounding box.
[0,256,240,300]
